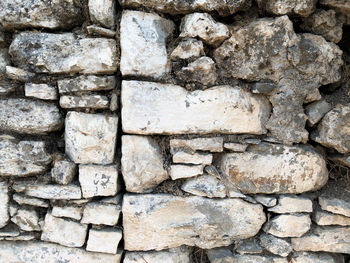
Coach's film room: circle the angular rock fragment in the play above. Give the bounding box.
[236,238,263,255]
[86,228,122,254]
[255,195,277,207]
[20,184,82,200]
[57,75,116,94]
[218,143,328,194]
[232,255,288,262]
[122,81,271,135]
[259,234,292,257]
[121,135,168,193]
[51,158,77,185]
[319,196,350,217]
[0,78,17,96]
[0,181,9,228]
[124,247,192,263]
[13,193,48,208]
[207,247,234,263]
[264,214,311,238]
[268,195,313,213]
[314,210,350,226]
[52,205,83,221]
[171,38,205,61]
[173,151,212,165]
[11,207,40,231]
[257,0,316,17]
[24,83,57,100]
[181,174,226,198]
[123,194,265,250]
[65,112,118,164]
[291,252,345,263]
[120,10,174,78]
[5,233,35,241]
[10,32,118,74]
[0,224,20,237]
[81,202,121,226]
[305,99,332,126]
[5,66,34,82]
[169,164,204,180]
[87,25,116,37]
[0,0,82,30]
[170,137,223,152]
[88,0,116,29]
[59,94,109,109]
[224,143,248,152]
[320,0,350,25]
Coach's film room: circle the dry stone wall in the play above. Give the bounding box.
[0,0,350,262]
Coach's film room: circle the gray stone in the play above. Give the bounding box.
[123,194,265,250]
[25,83,58,100]
[264,214,311,238]
[170,137,224,152]
[0,48,10,73]
[110,92,118,111]
[0,224,20,237]
[0,0,82,30]
[235,238,263,255]
[122,81,271,135]
[87,25,116,37]
[120,10,174,78]
[268,195,313,213]
[121,135,168,193]
[291,251,345,263]
[181,174,226,198]
[51,205,83,221]
[231,255,288,263]
[329,154,350,168]
[257,0,316,17]
[5,66,34,82]
[319,196,350,217]
[0,98,62,134]
[124,247,192,263]
[13,193,48,208]
[254,195,277,207]
[224,143,248,152]
[51,158,77,185]
[305,99,332,126]
[0,181,9,228]
[81,202,121,226]
[173,151,212,165]
[0,78,17,95]
[171,38,205,61]
[59,94,109,109]
[65,112,118,164]
[88,0,116,29]
[57,75,116,94]
[20,184,82,200]
[314,210,350,226]
[10,32,118,74]
[169,164,204,180]
[86,228,122,254]
[320,0,350,25]
[11,207,40,231]
[259,234,292,257]
[207,248,234,263]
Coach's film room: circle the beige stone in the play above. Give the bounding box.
[21,184,82,200]
[169,164,204,180]
[173,151,212,165]
[52,205,83,221]
[291,251,345,263]
[81,202,121,226]
[13,193,48,208]
[181,174,226,198]
[170,137,223,152]
[11,207,40,231]
[264,214,311,238]
[319,196,350,217]
[171,38,204,60]
[24,83,57,100]
[268,195,313,213]
[224,142,248,152]
[86,228,122,254]
[88,0,116,29]
[124,247,191,263]
[314,210,350,226]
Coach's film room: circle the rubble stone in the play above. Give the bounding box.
[81,202,121,226]
[173,151,212,165]
[13,193,48,208]
[59,95,109,109]
[169,164,204,180]
[24,83,57,100]
[264,214,311,238]
[259,234,292,257]
[88,0,116,29]
[124,247,192,263]
[170,137,223,152]
[51,205,83,221]
[51,158,76,185]
[268,195,313,213]
[11,207,40,231]
[305,99,332,126]
[0,181,9,228]
[86,228,122,254]
[20,184,82,200]
[181,174,226,198]
[57,75,116,94]
[314,210,350,226]
[171,38,205,61]
[257,0,316,17]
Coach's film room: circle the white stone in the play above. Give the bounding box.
[5,66,34,82]
[124,247,192,263]
[0,181,9,228]
[79,164,119,198]
[264,214,311,238]
[173,151,212,165]
[88,0,116,29]
[122,81,271,135]
[121,135,168,193]
[11,208,40,231]
[65,112,118,164]
[180,13,229,46]
[51,158,77,185]
[171,38,205,60]
[13,193,48,208]
[60,94,109,109]
[120,10,174,78]
[87,25,116,37]
[52,205,83,221]
[57,75,116,94]
[268,195,313,213]
[21,184,82,200]
[41,213,87,247]
[170,137,223,152]
[81,202,121,226]
[5,233,35,241]
[259,234,292,257]
[86,228,122,254]
[319,196,350,217]
[314,210,350,226]
[181,174,226,198]
[224,142,248,152]
[169,164,204,180]
[24,83,57,100]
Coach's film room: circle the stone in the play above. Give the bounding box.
[235,238,263,255]
[81,202,121,226]
[119,0,251,16]
[329,154,350,168]
[5,233,35,241]
[124,247,192,263]
[231,255,288,263]
[65,112,118,164]
[257,0,316,17]
[11,207,40,231]
[292,226,350,253]
[291,252,345,263]
[312,104,350,154]
[218,143,328,194]
[24,83,57,100]
[173,151,212,165]
[51,158,77,185]
[120,10,174,78]
[171,38,205,61]
[79,164,119,198]
[259,234,292,257]
[181,174,226,198]
[51,205,83,221]
[314,210,350,226]
[0,181,9,228]
[110,92,118,111]
[9,32,118,74]
[254,195,277,207]
[121,135,168,193]
[0,0,82,30]
[123,194,265,250]
[207,248,234,263]
[0,98,62,134]
[0,138,51,177]
[169,164,204,180]
[264,214,311,238]
[319,196,350,217]
[170,137,223,152]
[86,228,122,254]
[20,184,82,200]
[122,81,271,135]
[180,13,229,46]
[87,25,116,37]
[0,79,17,95]
[305,99,332,126]
[268,195,313,213]
[176,57,217,86]
[5,66,34,82]
[0,48,10,73]
[88,0,116,29]
[0,224,20,237]
[13,193,48,208]
[57,75,116,94]
[59,94,109,109]
[320,0,350,25]
[224,143,248,152]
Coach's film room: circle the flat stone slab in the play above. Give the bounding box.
[124,247,192,263]
[123,194,265,250]
[122,81,271,135]
[0,181,9,228]
[19,184,82,200]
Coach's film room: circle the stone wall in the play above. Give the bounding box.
[0,0,350,262]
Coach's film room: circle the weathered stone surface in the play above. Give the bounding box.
[255,195,277,207]
[52,205,83,221]
[170,137,223,152]
[60,94,109,109]
[5,66,34,82]
[0,48,10,73]
[291,252,345,263]
[169,164,204,180]
[119,0,251,16]
[0,98,62,134]
[259,234,292,257]
[87,25,116,37]
[81,202,120,226]
[120,10,174,78]
[264,214,311,238]
[0,224,20,237]
[181,174,226,198]
[79,164,119,198]
[171,38,204,61]
[173,151,212,165]
[0,181,9,228]
[314,210,350,226]
[0,241,122,263]
[292,226,350,253]
[65,112,118,164]
[232,255,288,263]
[51,158,76,185]
[13,193,48,208]
[329,154,350,168]
[268,195,313,213]
[123,194,265,250]
[312,104,350,154]
[57,75,116,94]
[0,78,17,95]
[207,247,234,263]
[20,184,82,200]
[10,32,118,74]
[0,138,51,177]
[0,0,82,30]
[121,135,168,193]
[11,207,40,231]
[305,99,332,126]
[218,143,328,194]
[320,0,350,25]
[257,0,316,17]
[236,238,263,255]
[41,213,87,247]
[124,247,192,263]
[25,83,58,100]
[224,142,248,152]
[5,233,35,241]
[122,81,271,135]
[319,196,350,217]
[86,228,122,254]
[88,0,116,29]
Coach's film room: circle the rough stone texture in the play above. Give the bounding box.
[173,151,212,165]
[86,228,122,254]
[169,164,204,180]
[259,234,292,257]
[255,195,277,207]
[51,158,76,185]
[305,99,332,126]
[264,214,311,238]
[88,0,116,29]
[11,207,40,231]
[257,0,316,17]
[291,252,345,263]
[0,98,62,134]
[13,193,48,208]
[81,202,120,226]
[314,210,350,226]
[79,164,119,198]
[207,247,234,263]
[124,247,192,263]
[320,0,350,25]
[87,25,116,37]
[312,104,350,154]
[123,194,265,250]
[65,112,118,164]
[0,241,122,263]
[236,238,263,255]
[0,138,52,177]
[0,0,82,30]
[292,226,350,253]
[170,137,223,152]
[268,195,313,213]
[218,143,328,194]
[10,32,118,74]
[319,196,350,217]
[0,181,9,228]
[59,95,109,109]
[122,81,271,135]
[121,135,168,193]
[57,75,116,94]
[171,38,204,61]
[0,48,10,73]
[19,184,82,200]
[231,255,288,263]
[181,174,226,198]
[41,213,87,248]
[224,143,248,152]
[120,10,174,78]
[5,66,34,82]
[25,83,58,100]
[51,205,82,221]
